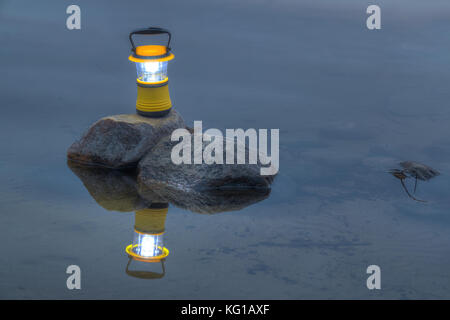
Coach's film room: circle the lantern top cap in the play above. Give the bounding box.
[129,45,175,63]
[129,27,174,63]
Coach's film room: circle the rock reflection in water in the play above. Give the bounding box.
[68,160,270,214]
[138,182,270,214]
[68,161,152,212]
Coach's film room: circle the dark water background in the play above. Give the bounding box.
[1,0,450,299]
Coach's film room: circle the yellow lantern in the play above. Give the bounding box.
[128,27,175,117]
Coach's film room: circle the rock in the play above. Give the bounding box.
[67,110,185,169]
[68,161,270,214]
[138,134,276,192]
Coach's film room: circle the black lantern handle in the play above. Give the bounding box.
[129,27,172,53]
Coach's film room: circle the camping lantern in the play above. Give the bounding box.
[129,27,174,117]
[125,203,170,264]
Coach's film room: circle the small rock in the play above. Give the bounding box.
[67,110,185,169]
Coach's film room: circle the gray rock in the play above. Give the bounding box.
[67,110,185,169]
[138,134,275,192]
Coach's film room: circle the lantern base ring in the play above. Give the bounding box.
[137,109,171,118]
[126,244,169,263]
[137,78,169,88]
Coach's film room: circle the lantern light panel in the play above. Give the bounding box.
[132,232,164,258]
[135,61,168,83]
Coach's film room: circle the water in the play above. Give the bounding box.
[1,0,450,299]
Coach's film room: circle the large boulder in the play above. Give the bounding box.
[67,110,185,169]
[138,134,275,192]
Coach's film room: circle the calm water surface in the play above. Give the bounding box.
[1,0,450,299]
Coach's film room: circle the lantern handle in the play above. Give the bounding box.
[125,257,166,279]
[129,27,172,53]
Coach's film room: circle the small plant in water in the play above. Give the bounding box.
[389,161,440,202]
